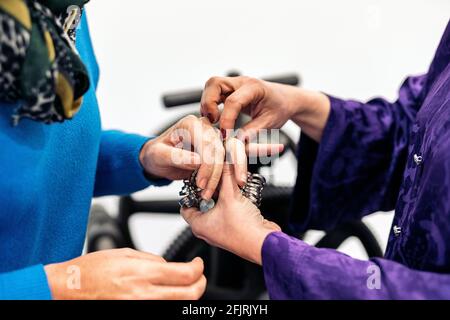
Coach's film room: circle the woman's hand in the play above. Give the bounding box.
[141,115,283,199]
[140,115,224,200]
[44,249,206,300]
[180,162,281,265]
[201,76,331,142]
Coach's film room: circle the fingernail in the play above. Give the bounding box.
[198,178,207,189]
[202,189,213,201]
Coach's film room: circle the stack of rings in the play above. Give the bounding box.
[179,170,202,209]
[179,170,266,212]
[241,172,266,207]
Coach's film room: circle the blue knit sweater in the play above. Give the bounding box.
[0,14,163,299]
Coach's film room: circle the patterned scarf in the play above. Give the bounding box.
[0,0,90,125]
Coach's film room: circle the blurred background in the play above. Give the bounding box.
[86,0,449,261]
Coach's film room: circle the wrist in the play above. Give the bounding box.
[289,89,331,141]
[242,226,278,266]
[139,139,151,170]
[288,88,312,118]
[44,263,68,300]
[139,139,163,180]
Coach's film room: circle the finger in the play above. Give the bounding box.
[220,83,265,131]
[201,77,236,123]
[196,149,214,190]
[120,248,167,263]
[246,143,284,157]
[195,127,222,191]
[150,257,204,286]
[201,142,224,200]
[218,163,240,200]
[239,115,272,137]
[145,275,207,300]
[200,128,224,200]
[225,138,247,187]
[177,116,215,189]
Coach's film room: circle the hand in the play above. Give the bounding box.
[201,76,330,142]
[181,163,281,265]
[140,115,283,199]
[44,249,206,300]
[140,115,224,200]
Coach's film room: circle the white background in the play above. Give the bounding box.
[87,0,450,258]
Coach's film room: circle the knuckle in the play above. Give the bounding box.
[184,268,197,283]
[225,95,239,106]
[235,75,250,84]
[205,76,220,87]
[247,77,262,86]
[181,114,198,125]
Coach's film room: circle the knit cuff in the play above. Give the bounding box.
[0,264,52,300]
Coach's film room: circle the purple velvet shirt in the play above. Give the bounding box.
[262,20,450,299]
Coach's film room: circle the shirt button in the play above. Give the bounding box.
[393,225,402,237]
[413,154,423,166]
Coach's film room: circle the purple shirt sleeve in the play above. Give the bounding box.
[262,232,450,299]
[289,74,428,233]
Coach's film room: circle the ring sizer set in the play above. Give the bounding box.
[179,170,266,212]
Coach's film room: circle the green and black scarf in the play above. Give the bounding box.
[0,0,90,125]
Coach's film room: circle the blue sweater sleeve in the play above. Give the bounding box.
[0,265,52,300]
[94,130,171,197]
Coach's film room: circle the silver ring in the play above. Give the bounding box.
[179,170,266,211]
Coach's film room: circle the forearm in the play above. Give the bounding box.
[276,84,331,142]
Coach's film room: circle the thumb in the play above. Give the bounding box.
[219,164,240,200]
